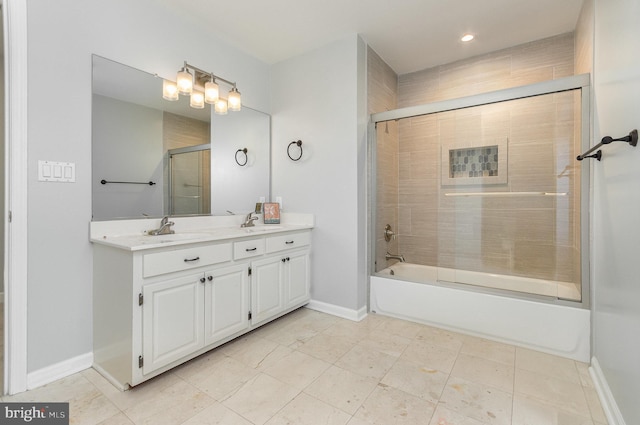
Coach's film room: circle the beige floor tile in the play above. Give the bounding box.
[439,376,513,425]
[415,326,466,352]
[189,356,259,401]
[261,320,321,347]
[97,412,135,425]
[352,384,436,425]
[222,373,299,425]
[374,316,424,339]
[304,366,378,415]
[516,347,581,384]
[512,393,595,425]
[218,333,291,369]
[263,350,331,390]
[291,309,342,332]
[296,332,356,363]
[428,404,487,425]
[515,369,590,418]
[122,379,214,425]
[181,401,253,425]
[335,344,398,380]
[401,339,459,373]
[82,369,183,411]
[583,387,608,424]
[357,330,412,358]
[322,318,381,342]
[461,335,516,366]
[451,353,514,393]
[70,391,121,425]
[172,348,228,382]
[380,357,448,404]
[264,393,351,425]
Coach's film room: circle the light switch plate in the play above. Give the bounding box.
[38,160,76,182]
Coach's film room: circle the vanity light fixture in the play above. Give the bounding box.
[162,80,179,101]
[190,90,205,109]
[162,61,242,114]
[214,98,228,115]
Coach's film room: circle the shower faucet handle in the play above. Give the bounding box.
[384,224,396,242]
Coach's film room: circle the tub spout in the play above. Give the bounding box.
[385,251,405,262]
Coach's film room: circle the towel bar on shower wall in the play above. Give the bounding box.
[576,129,638,161]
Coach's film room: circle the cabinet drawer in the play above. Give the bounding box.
[266,231,311,253]
[143,243,232,278]
[234,238,265,260]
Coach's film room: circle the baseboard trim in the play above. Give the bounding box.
[306,300,367,321]
[590,356,627,425]
[27,352,94,391]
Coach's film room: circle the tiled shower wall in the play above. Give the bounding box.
[370,32,585,284]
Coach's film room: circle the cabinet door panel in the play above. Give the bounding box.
[142,274,204,374]
[205,264,250,345]
[251,257,284,325]
[285,250,310,308]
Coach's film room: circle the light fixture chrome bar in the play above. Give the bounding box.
[444,192,568,197]
[184,61,236,88]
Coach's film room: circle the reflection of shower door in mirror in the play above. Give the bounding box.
[168,144,211,215]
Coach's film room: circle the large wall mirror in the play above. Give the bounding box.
[91,55,271,221]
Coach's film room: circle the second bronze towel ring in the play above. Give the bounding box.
[235,148,248,166]
[287,140,303,161]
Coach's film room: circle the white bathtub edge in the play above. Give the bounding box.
[305,299,368,322]
[370,276,590,362]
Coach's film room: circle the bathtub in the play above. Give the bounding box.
[370,262,590,362]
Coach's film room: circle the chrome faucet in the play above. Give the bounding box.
[149,216,175,235]
[385,251,405,262]
[240,212,259,228]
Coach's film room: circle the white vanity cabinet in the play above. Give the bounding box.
[251,232,311,326]
[141,263,250,375]
[92,227,311,390]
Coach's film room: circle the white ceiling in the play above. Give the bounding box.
[159,0,585,75]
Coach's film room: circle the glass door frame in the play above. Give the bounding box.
[368,73,592,308]
[167,143,211,216]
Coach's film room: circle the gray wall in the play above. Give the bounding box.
[25,0,270,373]
[592,0,640,423]
[270,35,369,313]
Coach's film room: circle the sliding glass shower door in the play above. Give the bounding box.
[168,144,211,216]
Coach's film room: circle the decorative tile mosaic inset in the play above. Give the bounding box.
[449,145,499,178]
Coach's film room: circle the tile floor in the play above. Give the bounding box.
[2,307,607,425]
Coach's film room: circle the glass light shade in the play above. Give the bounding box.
[204,80,219,104]
[190,91,205,109]
[162,80,179,101]
[214,98,228,115]
[228,87,242,111]
[176,68,193,95]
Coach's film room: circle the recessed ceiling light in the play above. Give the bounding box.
[461,34,474,42]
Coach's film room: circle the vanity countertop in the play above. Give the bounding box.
[90,214,314,251]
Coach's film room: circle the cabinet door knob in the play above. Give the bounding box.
[286,257,290,261]
[207,275,213,281]
[281,258,286,263]
[200,277,206,283]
